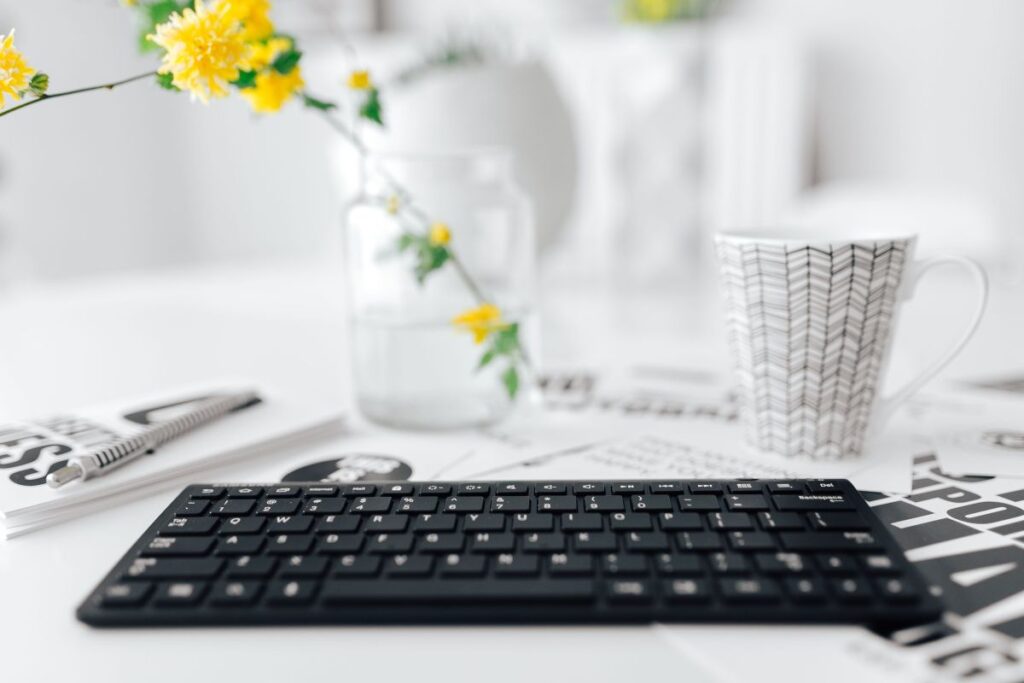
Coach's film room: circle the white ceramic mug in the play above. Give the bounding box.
[714,229,988,460]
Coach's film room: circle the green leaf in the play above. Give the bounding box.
[359,87,384,126]
[139,0,184,53]
[155,71,178,90]
[492,324,520,355]
[271,49,302,75]
[27,73,49,97]
[396,233,417,252]
[501,366,520,399]
[232,69,258,90]
[477,348,496,371]
[302,94,337,111]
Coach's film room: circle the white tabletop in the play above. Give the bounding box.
[1,261,1020,683]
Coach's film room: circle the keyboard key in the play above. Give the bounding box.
[438,553,487,577]
[472,532,516,553]
[807,481,843,494]
[380,484,414,496]
[767,482,802,493]
[160,517,218,536]
[625,531,670,552]
[444,497,484,513]
[334,555,381,577]
[875,577,919,602]
[385,555,434,577]
[142,536,214,557]
[678,495,720,511]
[781,532,879,552]
[663,578,711,602]
[655,553,703,576]
[268,486,302,498]
[342,485,376,496]
[573,483,605,494]
[719,578,780,603]
[418,483,452,496]
[522,532,565,553]
[176,500,209,517]
[607,579,653,603]
[754,553,810,574]
[266,535,315,555]
[302,498,346,515]
[649,482,686,494]
[490,496,529,513]
[688,482,723,494]
[349,497,391,514]
[215,535,265,556]
[658,512,703,531]
[728,482,761,493]
[725,495,769,511]
[190,486,225,499]
[364,515,409,533]
[210,500,256,517]
[785,576,827,603]
[602,554,647,576]
[537,495,577,513]
[210,580,262,606]
[535,483,567,494]
[675,531,722,551]
[727,531,776,551]
[583,495,625,512]
[512,513,554,531]
[124,558,223,580]
[609,513,652,531]
[808,511,870,531]
[708,512,753,530]
[496,483,530,495]
[100,582,152,607]
[266,516,315,534]
[279,555,328,578]
[418,533,464,553]
[548,553,594,576]
[257,499,301,516]
[218,516,265,534]
[816,554,858,574]
[456,484,490,496]
[318,515,360,534]
[226,556,276,578]
[323,579,595,603]
[630,495,672,512]
[773,494,855,511]
[394,497,438,514]
[561,513,603,531]
[265,580,318,606]
[757,511,804,531]
[831,577,873,603]
[494,554,540,576]
[153,581,206,606]
[463,513,505,531]
[574,532,617,553]
[861,555,900,574]
[318,533,363,555]
[305,486,339,497]
[226,487,263,498]
[367,533,414,554]
[412,514,458,533]
[707,553,749,574]
[611,482,644,494]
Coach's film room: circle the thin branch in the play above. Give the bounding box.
[0,70,158,119]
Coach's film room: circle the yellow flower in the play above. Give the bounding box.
[120,0,140,6]
[248,36,292,71]
[622,0,685,23]
[149,0,252,103]
[0,30,36,111]
[386,195,400,215]
[453,303,505,345]
[222,0,275,42]
[428,222,451,246]
[347,69,372,90]
[241,65,303,113]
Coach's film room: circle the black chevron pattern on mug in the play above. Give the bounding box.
[715,239,909,460]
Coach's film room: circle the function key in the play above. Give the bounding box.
[176,500,209,517]
[807,481,843,494]
[456,483,490,495]
[573,483,605,495]
[342,484,376,496]
[268,486,301,498]
[768,481,803,493]
[535,483,567,494]
[611,482,644,494]
[728,482,761,493]
[305,486,339,497]
[380,484,414,496]
[226,486,263,498]
[418,483,452,496]
[649,482,685,494]
[689,482,723,494]
[191,486,225,499]
[496,483,530,495]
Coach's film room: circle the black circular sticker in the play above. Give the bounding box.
[283,453,413,483]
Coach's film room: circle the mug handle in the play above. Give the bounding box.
[874,255,989,424]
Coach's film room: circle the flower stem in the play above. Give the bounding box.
[0,70,158,119]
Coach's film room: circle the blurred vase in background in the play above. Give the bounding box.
[343,148,537,430]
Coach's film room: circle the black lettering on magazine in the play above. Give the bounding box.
[916,545,1024,618]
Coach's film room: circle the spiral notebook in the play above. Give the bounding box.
[0,383,343,538]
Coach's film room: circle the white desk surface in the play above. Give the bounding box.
[1,261,1021,683]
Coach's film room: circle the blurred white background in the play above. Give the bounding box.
[2,0,1023,285]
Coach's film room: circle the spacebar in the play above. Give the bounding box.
[322,579,596,604]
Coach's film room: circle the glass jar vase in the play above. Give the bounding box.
[343,148,537,430]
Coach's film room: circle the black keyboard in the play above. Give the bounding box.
[78,479,942,627]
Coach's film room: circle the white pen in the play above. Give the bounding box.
[46,390,261,489]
